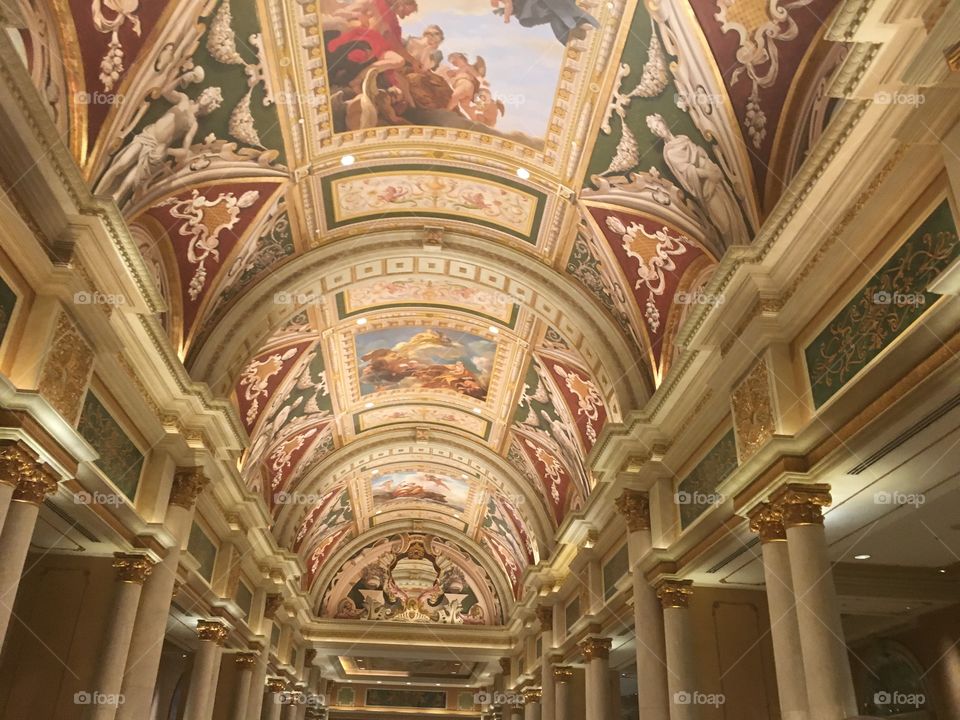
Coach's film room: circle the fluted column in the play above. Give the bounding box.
[616,490,670,720]
[657,581,697,720]
[523,688,542,720]
[553,666,573,720]
[536,605,555,720]
[183,620,229,720]
[0,460,58,649]
[86,553,156,720]
[774,484,856,720]
[748,503,809,720]
[117,467,208,720]
[232,653,257,720]
[264,678,286,720]
[582,638,612,720]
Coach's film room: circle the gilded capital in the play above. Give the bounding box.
[656,580,694,609]
[235,652,258,669]
[113,552,155,584]
[748,503,786,542]
[534,604,553,633]
[266,677,287,694]
[771,483,832,527]
[0,441,35,488]
[553,665,574,682]
[12,466,58,505]
[169,467,209,510]
[522,687,542,704]
[616,490,651,532]
[580,637,612,661]
[196,620,229,645]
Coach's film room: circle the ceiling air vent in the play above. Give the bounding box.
[706,537,760,574]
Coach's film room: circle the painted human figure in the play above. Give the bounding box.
[646,113,751,246]
[98,67,222,202]
[491,0,600,44]
[441,53,485,113]
[405,24,444,71]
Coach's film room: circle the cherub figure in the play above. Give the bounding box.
[97,66,222,202]
[468,86,505,128]
[441,52,485,113]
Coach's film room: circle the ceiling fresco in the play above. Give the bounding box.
[15,0,849,621]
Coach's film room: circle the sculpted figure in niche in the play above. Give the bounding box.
[646,113,751,247]
[98,67,223,202]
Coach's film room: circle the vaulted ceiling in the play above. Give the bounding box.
[13,0,844,621]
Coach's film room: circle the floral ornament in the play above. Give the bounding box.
[239,347,299,426]
[92,0,141,91]
[552,364,603,444]
[605,215,689,333]
[715,0,813,148]
[159,189,260,301]
[268,427,318,488]
[524,439,563,504]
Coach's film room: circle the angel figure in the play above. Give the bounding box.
[441,53,486,113]
[491,0,600,45]
[468,86,505,128]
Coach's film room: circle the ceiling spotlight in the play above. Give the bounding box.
[341,154,356,166]
[356,317,367,325]
[516,167,530,180]
[939,569,947,574]
[365,401,374,409]
[473,407,482,414]
[853,554,871,560]
[488,325,499,334]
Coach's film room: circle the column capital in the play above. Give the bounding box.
[534,604,553,633]
[580,637,612,661]
[747,502,787,542]
[656,579,693,609]
[553,665,574,682]
[12,465,58,504]
[264,592,285,619]
[169,466,209,509]
[771,483,832,527]
[615,490,651,532]
[0,441,35,488]
[499,657,511,675]
[196,619,229,645]
[305,648,317,666]
[522,687,542,704]
[266,677,287,694]
[113,552,155,584]
[235,652,258,669]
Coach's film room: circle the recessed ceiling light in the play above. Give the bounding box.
[488,325,499,334]
[365,401,374,409]
[341,154,356,166]
[516,167,530,180]
[473,408,482,414]
[356,317,367,325]
[853,554,871,560]
[939,569,947,574]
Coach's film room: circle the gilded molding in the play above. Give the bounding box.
[747,503,787,542]
[580,637,612,661]
[112,552,155,584]
[266,678,287,693]
[196,620,229,645]
[535,604,554,633]
[235,652,258,669]
[169,467,209,509]
[0,441,36,488]
[553,665,574,682]
[656,580,694,609]
[37,312,94,425]
[522,687,542,704]
[771,483,832,527]
[615,490,651,532]
[12,466,58,504]
[731,358,775,463]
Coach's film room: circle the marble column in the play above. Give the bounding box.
[117,467,208,720]
[582,638,612,720]
[657,581,697,720]
[183,620,229,720]
[774,484,857,720]
[0,462,58,649]
[536,605,555,720]
[264,678,286,720]
[616,490,670,720]
[523,688,542,720]
[86,553,156,720]
[510,704,524,720]
[0,442,33,536]
[553,666,573,720]
[232,653,257,720]
[748,503,809,720]
[283,684,305,720]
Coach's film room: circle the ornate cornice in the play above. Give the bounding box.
[580,637,612,661]
[235,652,258,669]
[266,678,287,694]
[615,490,651,532]
[771,483,832,527]
[522,687,542,704]
[553,665,574,682]
[196,620,229,645]
[112,552,155,584]
[747,503,787,543]
[169,467,209,510]
[656,580,694,609]
[12,466,58,505]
